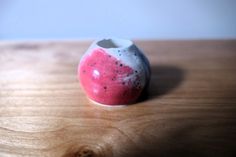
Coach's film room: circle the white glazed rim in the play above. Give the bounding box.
[96,38,133,49]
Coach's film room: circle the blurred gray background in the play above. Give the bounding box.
[0,0,235,40]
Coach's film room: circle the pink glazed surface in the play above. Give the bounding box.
[79,49,143,105]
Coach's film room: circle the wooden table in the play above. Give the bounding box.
[0,40,236,157]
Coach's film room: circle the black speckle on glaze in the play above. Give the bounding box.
[89,62,96,67]
[120,64,123,67]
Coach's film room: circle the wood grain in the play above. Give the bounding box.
[0,40,236,157]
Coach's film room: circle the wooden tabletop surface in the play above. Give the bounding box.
[0,40,236,157]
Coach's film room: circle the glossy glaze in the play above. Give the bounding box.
[78,38,151,105]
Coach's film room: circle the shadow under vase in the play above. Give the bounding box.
[138,65,185,102]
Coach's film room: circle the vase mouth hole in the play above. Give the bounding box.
[97,38,133,49]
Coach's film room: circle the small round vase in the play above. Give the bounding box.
[78,38,151,106]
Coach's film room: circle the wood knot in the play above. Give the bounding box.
[74,146,95,157]
[63,144,111,157]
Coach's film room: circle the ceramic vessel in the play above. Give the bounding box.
[78,38,151,106]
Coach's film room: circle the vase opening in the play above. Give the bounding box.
[97,38,132,49]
